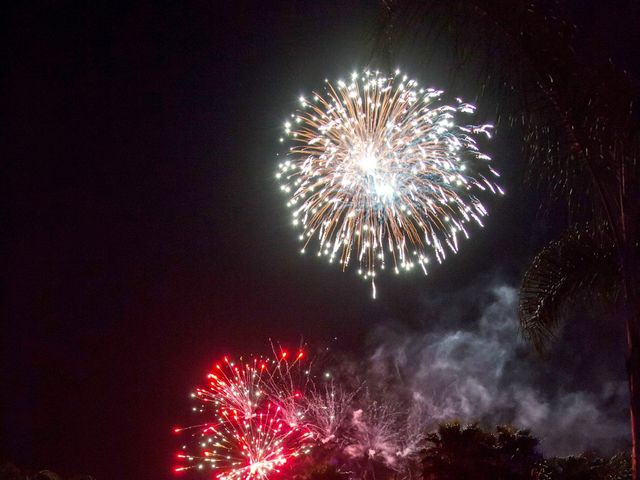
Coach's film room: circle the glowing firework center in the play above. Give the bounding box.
[277,70,502,296]
[349,141,395,202]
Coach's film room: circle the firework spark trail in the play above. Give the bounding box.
[175,348,431,479]
[174,352,314,480]
[258,348,310,429]
[343,398,404,469]
[397,401,430,460]
[277,69,502,296]
[195,356,267,420]
[304,380,359,445]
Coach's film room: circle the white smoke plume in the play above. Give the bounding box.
[363,284,629,457]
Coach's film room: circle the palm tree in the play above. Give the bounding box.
[376,1,639,477]
[513,17,640,480]
[421,422,541,480]
[532,452,631,480]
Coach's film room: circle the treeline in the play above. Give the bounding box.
[0,464,93,480]
[296,422,631,480]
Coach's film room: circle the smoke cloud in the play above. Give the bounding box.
[362,283,629,456]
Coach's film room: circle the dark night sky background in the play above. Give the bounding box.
[2,1,639,479]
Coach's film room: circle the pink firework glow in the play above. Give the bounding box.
[174,351,314,480]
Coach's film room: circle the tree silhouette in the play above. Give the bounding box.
[421,422,541,479]
[533,452,631,480]
[0,463,95,480]
[376,2,639,477]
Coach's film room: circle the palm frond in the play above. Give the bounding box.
[518,225,621,352]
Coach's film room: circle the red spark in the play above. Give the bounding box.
[173,350,315,480]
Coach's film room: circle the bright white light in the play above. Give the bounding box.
[355,145,378,174]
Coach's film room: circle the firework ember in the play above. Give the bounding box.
[174,351,314,480]
[277,69,502,297]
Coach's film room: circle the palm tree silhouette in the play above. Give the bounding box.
[375,1,639,477]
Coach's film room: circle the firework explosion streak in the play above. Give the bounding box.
[174,348,433,479]
[174,351,314,480]
[304,380,358,445]
[344,399,403,468]
[277,69,503,297]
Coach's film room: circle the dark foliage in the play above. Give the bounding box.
[420,423,630,480]
[297,463,348,480]
[421,422,542,480]
[0,464,94,480]
[533,453,632,480]
[519,224,620,351]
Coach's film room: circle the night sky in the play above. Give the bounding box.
[3,2,638,479]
